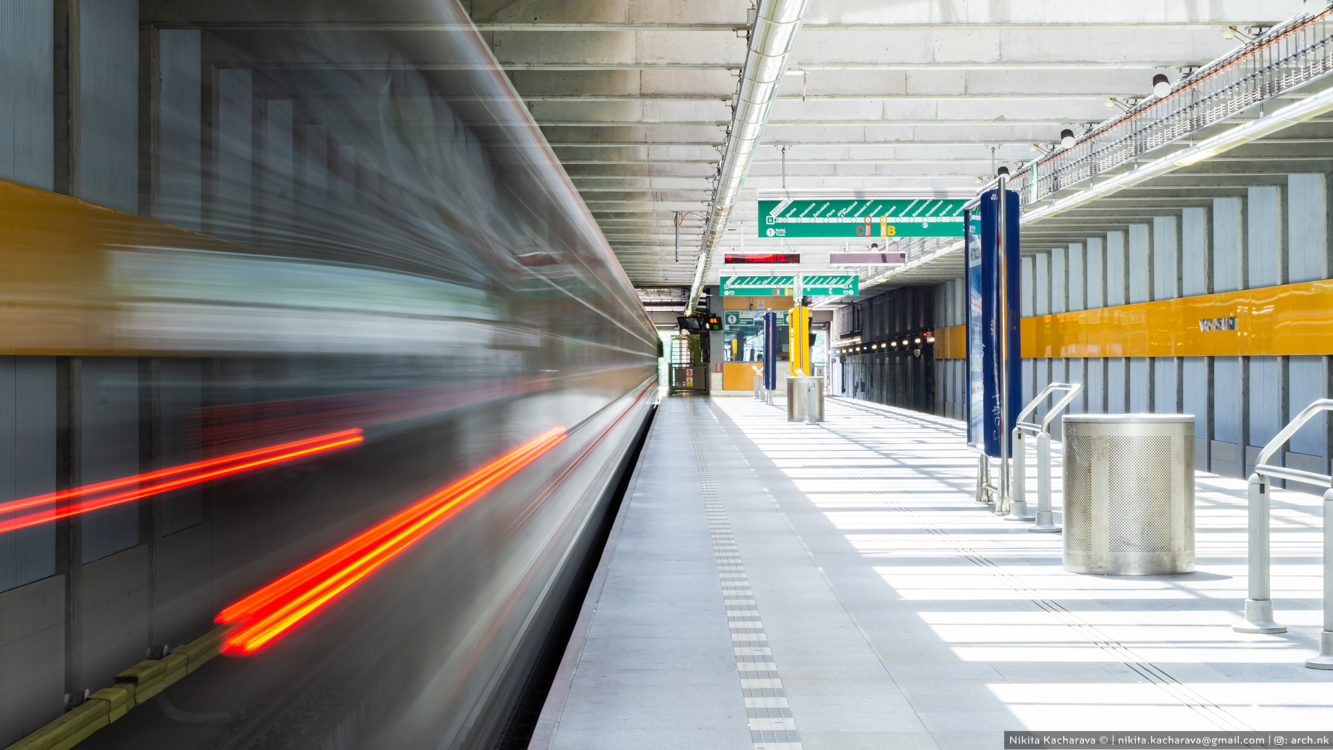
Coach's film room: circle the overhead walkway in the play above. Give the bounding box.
[534,396,1331,750]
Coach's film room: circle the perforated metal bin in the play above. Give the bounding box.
[1062,414,1196,575]
[786,376,825,422]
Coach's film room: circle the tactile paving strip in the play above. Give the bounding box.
[685,399,802,750]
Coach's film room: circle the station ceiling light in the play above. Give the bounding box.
[1060,129,1076,149]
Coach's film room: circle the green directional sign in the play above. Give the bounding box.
[720,274,859,297]
[759,197,968,239]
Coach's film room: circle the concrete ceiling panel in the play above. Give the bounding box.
[462,0,1319,288]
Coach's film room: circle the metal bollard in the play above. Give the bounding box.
[1307,488,1333,669]
[1006,428,1034,521]
[765,387,773,406]
[754,372,761,400]
[1027,431,1058,531]
[1234,473,1286,634]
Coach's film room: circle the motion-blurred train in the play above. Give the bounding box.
[0,2,657,748]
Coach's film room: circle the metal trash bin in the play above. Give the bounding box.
[786,376,825,422]
[1062,414,1196,575]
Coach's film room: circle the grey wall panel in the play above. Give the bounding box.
[78,0,137,213]
[337,144,357,205]
[0,0,54,190]
[955,278,964,326]
[1086,237,1104,308]
[159,359,204,535]
[1154,358,1178,413]
[1214,197,1243,293]
[1128,224,1149,304]
[305,123,328,201]
[155,523,213,651]
[1107,359,1126,413]
[1106,232,1125,306]
[1051,246,1066,314]
[1034,253,1049,315]
[1087,358,1105,413]
[1022,359,1033,412]
[1288,174,1327,284]
[1248,355,1282,447]
[1020,255,1034,317]
[1152,216,1178,301]
[1247,186,1282,289]
[1034,359,1049,415]
[1182,207,1209,296]
[80,545,148,699]
[0,575,64,748]
[1215,357,1241,443]
[1128,357,1149,412]
[218,69,253,242]
[1067,359,1085,412]
[1182,357,1209,439]
[81,359,140,563]
[1289,355,1325,456]
[1067,244,1084,311]
[0,357,56,593]
[159,30,202,230]
[265,99,295,234]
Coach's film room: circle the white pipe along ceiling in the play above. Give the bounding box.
[688,0,811,313]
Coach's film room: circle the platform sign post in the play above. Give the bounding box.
[964,185,1021,469]
[762,311,778,394]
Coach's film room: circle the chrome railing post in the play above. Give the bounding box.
[1031,430,1060,533]
[1235,472,1287,633]
[1007,382,1082,524]
[1308,487,1333,669]
[1235,398,1333,636]
[1011,427,1028,518]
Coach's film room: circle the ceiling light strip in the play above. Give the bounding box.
[687,0,811,313]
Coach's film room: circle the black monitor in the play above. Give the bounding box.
[676,316,702,330]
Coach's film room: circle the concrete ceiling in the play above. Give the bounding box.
[462,0,1308,295]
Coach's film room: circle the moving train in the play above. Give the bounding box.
[0,2,657,748]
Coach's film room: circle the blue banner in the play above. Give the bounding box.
[964,189,1021,457]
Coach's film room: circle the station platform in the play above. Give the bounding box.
[533,396,1333,750]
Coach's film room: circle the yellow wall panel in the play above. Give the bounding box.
[1020,279,1333,358]
[723,361,763,390]
[935,325,966,359]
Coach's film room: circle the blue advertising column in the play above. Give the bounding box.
[762,311,778,391]
[964,187,1021,458]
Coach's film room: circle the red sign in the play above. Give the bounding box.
[724,253,801,264]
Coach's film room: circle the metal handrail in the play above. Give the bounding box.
[1007,383,1082,526]
[1234,398,1333,670]
[1010,7,1333,208]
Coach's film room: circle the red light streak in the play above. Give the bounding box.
[0,429,363,536]
[217,426,567,655]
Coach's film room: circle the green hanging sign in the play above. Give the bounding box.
[720,274,859,297]
[759,197,968,238]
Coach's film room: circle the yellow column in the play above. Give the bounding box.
[787,306,811,376]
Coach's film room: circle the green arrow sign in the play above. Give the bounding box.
[720,274,859,297]
[759,197,967,238]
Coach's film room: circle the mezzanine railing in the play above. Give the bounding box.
[1010,6,1333,206]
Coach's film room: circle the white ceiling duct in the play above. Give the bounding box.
[686,0,810,312]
